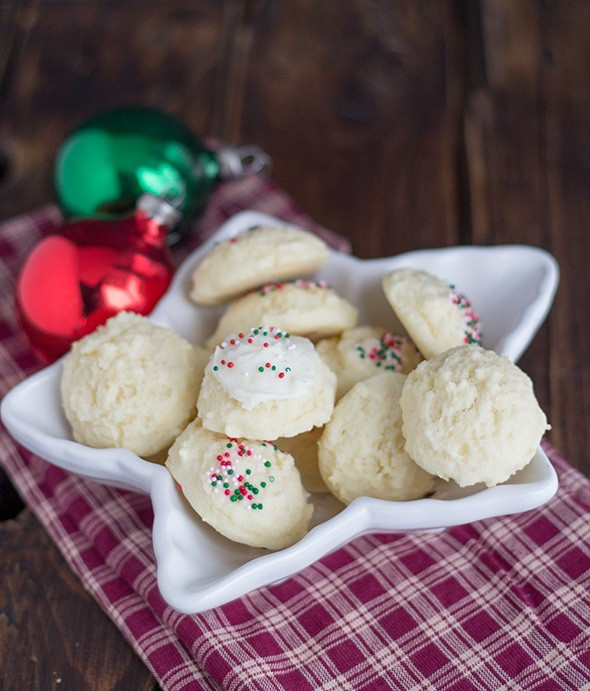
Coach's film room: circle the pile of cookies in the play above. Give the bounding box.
[60,222,549,551]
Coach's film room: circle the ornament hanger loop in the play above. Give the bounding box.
[137,193,182,228]
[216,145,271,181]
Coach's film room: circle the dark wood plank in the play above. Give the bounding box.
[540,1,590,474]
[0,508,158,690]
[0,0,226,220]
[464,0,590,475]
[236,0,465,257]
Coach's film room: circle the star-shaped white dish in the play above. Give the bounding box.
[1,211,560,613]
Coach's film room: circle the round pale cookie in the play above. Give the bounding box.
[198,325,336,439]
[382,268,482,359]
[400,345,549,488]
[277,427,328,493]
[190,224,329,305]
[166,419,313,550]
[318,372,435,504]
[206,279,357,348]
[61,311,203,457]
[316,325,423,399]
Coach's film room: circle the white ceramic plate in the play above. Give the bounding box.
[1,211,560,613]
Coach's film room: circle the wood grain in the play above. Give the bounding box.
[0,508,159,690]
[464,0,590,474]
[0,0,588,688]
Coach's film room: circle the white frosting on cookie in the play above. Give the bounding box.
[209,326,315,410]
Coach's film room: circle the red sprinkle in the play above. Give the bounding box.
[278,372,285,379]
[227,362,234,368]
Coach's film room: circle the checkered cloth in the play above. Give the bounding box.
[1,177,589,690]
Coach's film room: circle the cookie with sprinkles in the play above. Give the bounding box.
[189,224,329,305]
[205,278,358,348]
[166,419,312,549]
[198,325,336,439]
[316,325,423,399]
[382,268,483,359]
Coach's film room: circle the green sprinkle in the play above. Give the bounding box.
[264,461,271,467]
[261,482,266,488]
[213,365,219,371]
[227,469,233,475]
[258,366,264,372]
[227,443,233,448]
[246,469,251,475]
[230,495,237,502]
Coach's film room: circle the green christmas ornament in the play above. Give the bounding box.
[54,106,269,242]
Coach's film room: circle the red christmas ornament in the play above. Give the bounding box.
[16,194,178,363]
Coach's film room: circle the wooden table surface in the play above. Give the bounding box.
[1,1,589,688]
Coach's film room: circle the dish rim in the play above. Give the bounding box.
[1,210,560,613]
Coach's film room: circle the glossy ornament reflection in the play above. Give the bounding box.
[54,105,269,243]
[16,194,179,363]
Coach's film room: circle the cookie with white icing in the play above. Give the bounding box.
[206,279,357,348]
[198,325,336,439]
[316,325,423,399]
[400,345,549,487]
[61,311,203,457]
[190,224,330,305]
[166,419,313,549]
[382,268,482,359]
[318,372,435,504]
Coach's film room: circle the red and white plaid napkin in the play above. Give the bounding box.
[1,177,589,690]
